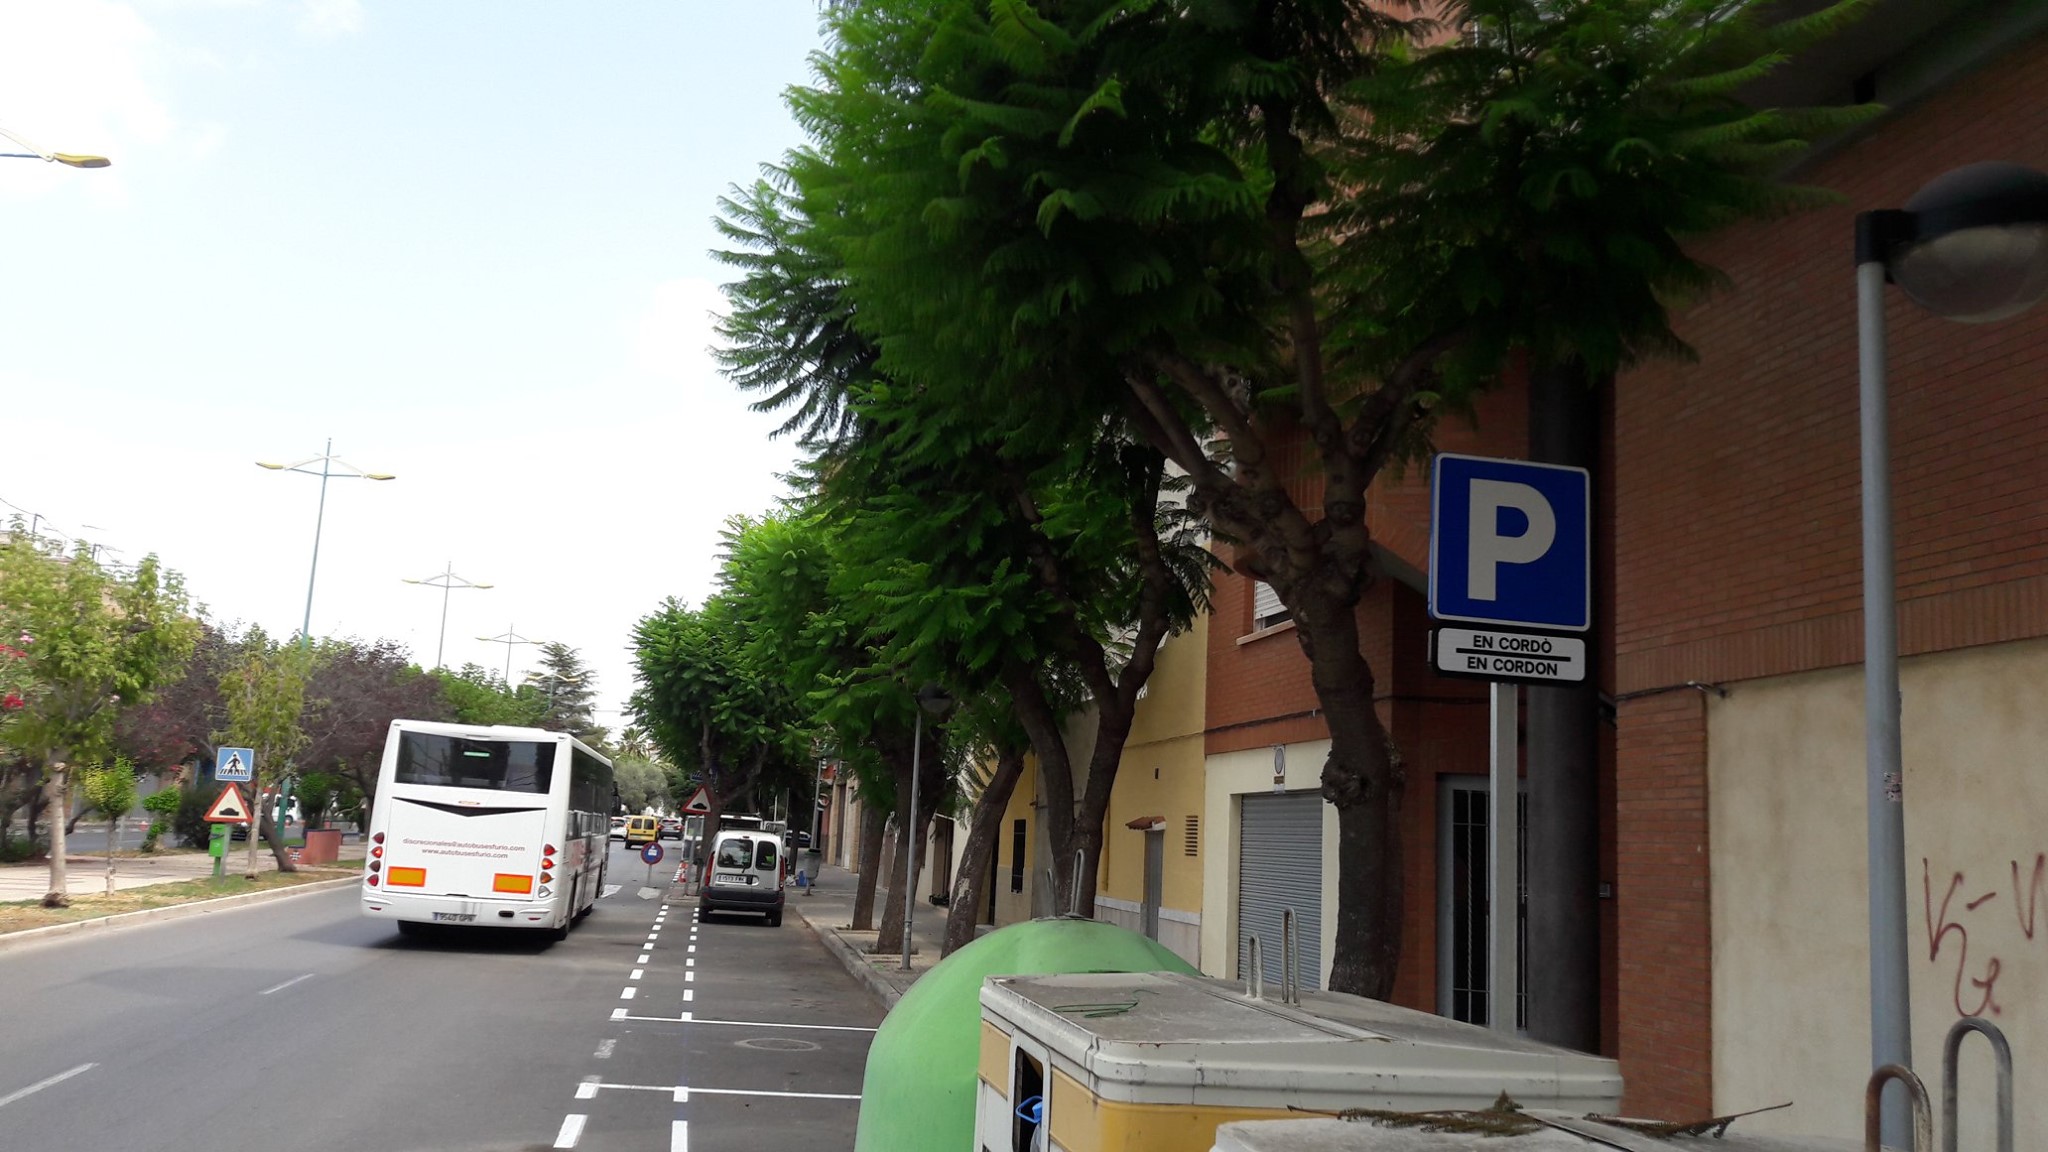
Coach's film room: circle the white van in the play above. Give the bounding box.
[699,827,785,926]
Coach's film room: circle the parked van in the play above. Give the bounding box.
[623,815,660,847]
[700,827,785,926]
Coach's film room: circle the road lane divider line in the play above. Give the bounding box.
[593,1039,616,1059]
[591,1082,674,1093]
[676,1086,862,1101]
[0,1063,96,1110]
[259,973,315,996]
[576,1077,600,1100]
[621,986,638,1000]
[685,971,694,983]
[552,1114,586,1148]
[684,989,694,1002]
[610,1008,628,1021]
[672,1119,689,1151]
[631,968,645,980]
[687,945,696,953]
[686,958,694,967]
[638,953,651,964]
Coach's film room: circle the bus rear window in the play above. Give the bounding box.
[395,732,555,794]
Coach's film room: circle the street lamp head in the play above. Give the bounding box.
[1888,162,2048,323]
[255,461,285,470]
[915,684,957,716]
[52,153,110,169]
[366,472,397,481]
[473,582,495,589]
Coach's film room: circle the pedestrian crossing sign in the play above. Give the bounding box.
[215,746,255,782]
[205,783,252,824]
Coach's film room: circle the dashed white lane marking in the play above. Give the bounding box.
[638,953,651,964]
[0,1064,96,1110]
[576,1076,600,1100]
[610,1008,628,1021]
[686,958,694,967]
[593,1039,616,1059]
[553,1113,586,1148]
[621,987,638,1000]
[631,968,644,980]
[672,1119,689,1151]
[259,973,315,996]
[684,989,694,1002]
[687,945,696,953]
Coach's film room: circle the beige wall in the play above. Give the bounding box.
[1710,638,2048,1147]
[1200,739,1339,983]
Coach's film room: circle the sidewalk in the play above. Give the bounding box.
[788,860,950,1008]
[0,837,364,902]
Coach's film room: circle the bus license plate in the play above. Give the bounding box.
[432,912,476,922]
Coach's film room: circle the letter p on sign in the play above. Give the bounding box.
[1429,454,1590,632]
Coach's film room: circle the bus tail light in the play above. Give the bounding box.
[544,844,558,856]
[540,871,554,884]
[369,860,381,872]
[372,832,385,845]
[370,846,383,859]
[366,874,379,887]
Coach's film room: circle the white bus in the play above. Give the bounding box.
[361,719,614,938]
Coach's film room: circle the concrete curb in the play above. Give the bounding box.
[0,876,358,954]
[791,899,905,1010]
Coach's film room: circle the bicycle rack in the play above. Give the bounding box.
[1865,1064,1933,1152]
[1279,906,1302,1006]
[1941,1017,2013,1152]
[1244,934,1265,1000]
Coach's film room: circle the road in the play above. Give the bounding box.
[0,840,881,1151]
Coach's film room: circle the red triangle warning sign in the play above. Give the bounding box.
[205,783,252,824]
[681,786,710,815]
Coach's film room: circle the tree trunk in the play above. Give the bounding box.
[947,745,1027,955]
[42,763,70,908]
[261,806,299,873]
[106,812,119,894]
[874,786,912,955]
[850,798,887,930]
[1297,601,1406,1000]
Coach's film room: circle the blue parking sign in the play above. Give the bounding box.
[1429,453,1591,632]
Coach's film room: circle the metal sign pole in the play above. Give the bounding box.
[1489,680,1520,1035]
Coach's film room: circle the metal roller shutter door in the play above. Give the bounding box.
[1237,790,1325,991]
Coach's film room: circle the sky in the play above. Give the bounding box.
[0,1,827,732]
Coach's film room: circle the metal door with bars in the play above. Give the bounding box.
[1237,790,1325,991]
[1437,775,1526,1029]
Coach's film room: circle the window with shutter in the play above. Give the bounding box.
[1251,581,1290,631]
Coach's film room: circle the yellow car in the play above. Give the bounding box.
[622,815,660,847]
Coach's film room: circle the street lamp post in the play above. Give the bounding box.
[257,441,395,649]
[478,624,541,684]
[0,125,109,168]
[903,684,957,971]
[1853,162,2048,1147]
[403,561,493,669]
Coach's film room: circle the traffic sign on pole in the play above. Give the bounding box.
[680,787,710,815]
[214,746,255,782]
[204,784,252,824]
[1431,626,1587,684]
[1429,453,1591,633]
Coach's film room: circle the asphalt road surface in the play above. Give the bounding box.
[0,841,881,1151]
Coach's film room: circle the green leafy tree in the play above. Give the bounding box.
[779,0,1873,996]
[0,531,198,906]
[79,757,138,894]
[140,784,181,852]
[216,626,312,878]
[528,642,607,748]
[433,663,546,728]
[613,754,669,814]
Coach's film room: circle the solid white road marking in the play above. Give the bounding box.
[685,1017,880,1033]
[621,987,638,1000]
[601,884,622,898]
[576,1077,600,1100]
[259,973,314,996]
[0,1064,96,1110]
[593,1039,616,1059]
[631,969,645,980]
[553,1114,586,1148]
[672,1119,689,1152]
[678,1086,862,1101]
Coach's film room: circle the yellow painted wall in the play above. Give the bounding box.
[1097,620,1209,965]
[990,752,1039,927]
[1709,637,2048,1149]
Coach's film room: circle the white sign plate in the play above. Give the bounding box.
[1432,627,1586,684]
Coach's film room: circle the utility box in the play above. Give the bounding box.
[974,971,1621,1152]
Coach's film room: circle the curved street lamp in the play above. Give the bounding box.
[1854,162,2048,1145]
[477,623,542,683]
[0,125,110,168]
[403,561,493,669]
[257,440,396,649]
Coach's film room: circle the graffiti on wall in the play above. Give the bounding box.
[1923,853,2047,1017]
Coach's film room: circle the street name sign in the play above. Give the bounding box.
[214,746,255,782]
[1432,626,1587,684]
[1429,453,1590,633]
[204,783,252,824]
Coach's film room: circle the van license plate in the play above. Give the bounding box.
[715,873,747,885]
[432,912,476,922]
